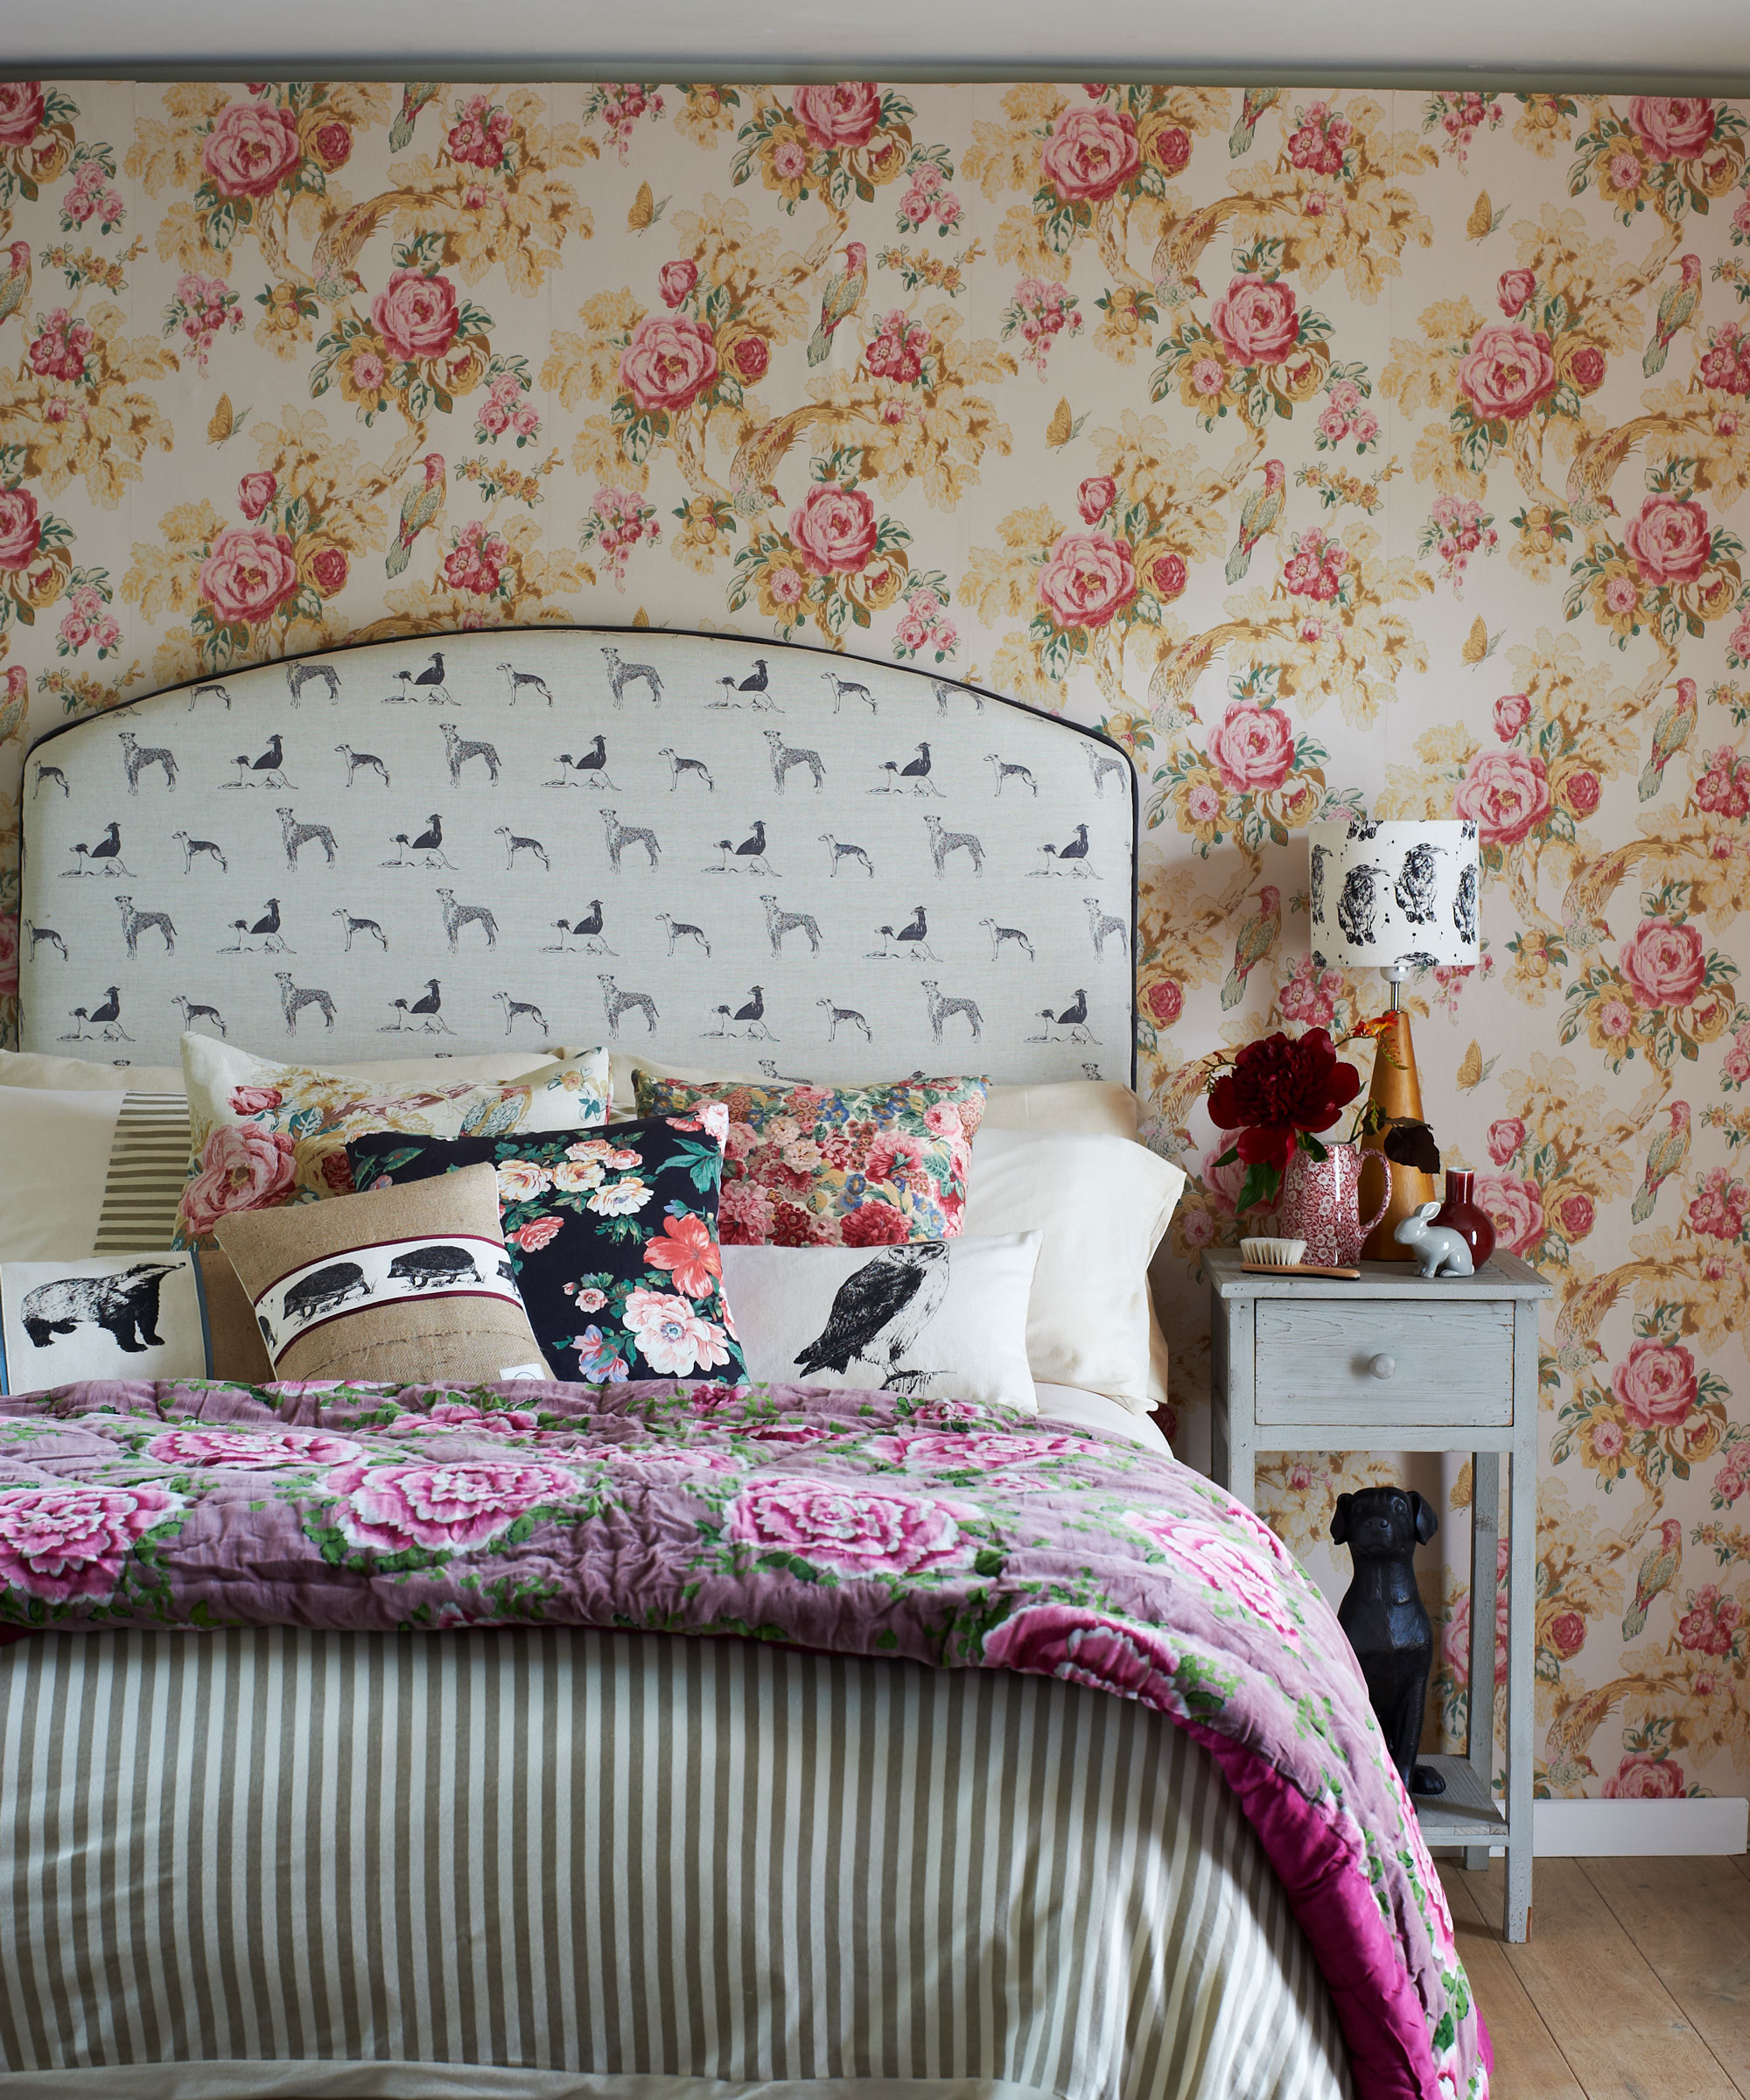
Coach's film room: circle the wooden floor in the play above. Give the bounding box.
[1438,1852,1750,2098]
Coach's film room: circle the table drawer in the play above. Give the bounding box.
[1252,1299,1515,1427]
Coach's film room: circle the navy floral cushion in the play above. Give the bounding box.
[346,1104,745,1386]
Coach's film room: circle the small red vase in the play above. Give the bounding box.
[1433,1169,1496,1270]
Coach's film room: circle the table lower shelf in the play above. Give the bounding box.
[1412,1754,1507,1844]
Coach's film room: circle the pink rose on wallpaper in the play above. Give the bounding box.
[144,1427,362,1471]
[1622,495,1713,586]
[619,313,719,415]
[1496,269,1537,317]
[1564,341,1607,394]
[1676,1584,1740,1656]
[1443,1551,1510,1690]
[373,268,461,361]
[0,910,17,1000]
[1278,955,1342,1029]
[1620,916,1706,1007]
[1144,977,1184,1027]
[1076,474,1117,523]
[1456,323,1558,422]
[1477,1173,1544,1256]
[982,1604,1183,1712]
[1486,1118,1526,1166]
[790,484,878,575]
[1563,768,1601,816]
[726,1479,973,1575]
[27,309,92,384]
[1036,528,1138,629]
[308,547,348,595]
[447,94,512,171]
[0,80,46,148]
[1557,1193,1596,1240]
[0,486,42,572]
[1453,748,1552,845]
[0,1482,180,1606]
[1697,747,1750,820]
[198,525,299,626]
[1149,550,1188,601]
[1604,1754,1686,1799]
[1493,692,1530,740]
[1040,104,1140,202]
[237,471,276,522]
[729,333,769,382]
[1611,1339,1699,1430]
[1148,123,1192,174]
[180,1124,298,1239]
[1210,276,1300,365]
[1546,1609,1587,1658]
[865,312,932,383]
[326,1456,581,1556]
[1716,1445,1750,1508]
[202,102,302,199]
[310,120,352,172]
[1687,1168,1748,1241]
[1208,700,1296,794]
[658,258,698,307]
[840,1199,910,1247]
[1627,95,1717,159]
[791,82,882,151]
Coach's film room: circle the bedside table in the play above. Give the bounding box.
[1202,1245,1552,1942]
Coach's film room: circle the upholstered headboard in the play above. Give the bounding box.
[20,628,1138,1079]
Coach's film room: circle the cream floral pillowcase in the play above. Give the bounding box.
[633,1071,987,1246]
[174,1035,611,1249]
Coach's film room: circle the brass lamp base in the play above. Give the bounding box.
[1357,1006,1438,1263]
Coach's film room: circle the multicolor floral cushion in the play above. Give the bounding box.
[346,1104,745,1386]
[174,1035,611,1250]
[631,1072,988,1247]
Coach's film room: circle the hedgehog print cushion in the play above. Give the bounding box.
[630,1072,988,1248]
[214,1164,550,1387]
[173,1035,612,1250]
[347,1104,745,1387]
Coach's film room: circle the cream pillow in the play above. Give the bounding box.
[961,1128,1185,1414]
[609,1051,1139,1139]
[176,1036,611,1248]
[0,1087,122,1260]
[1,1045,590,1095]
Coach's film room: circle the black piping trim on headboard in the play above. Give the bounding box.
[23,623,1142,1088]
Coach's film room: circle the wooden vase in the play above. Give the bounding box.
[1357,1009,1438,1263]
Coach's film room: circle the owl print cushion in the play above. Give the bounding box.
[347,1103,745,1386]
[175,1034,612,1249]
[631,1072,987,1247]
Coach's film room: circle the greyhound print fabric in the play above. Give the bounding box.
[19,631,1138,1081]
[174,1036,610,1250]
[348,1104,745,1387]
[633,1070,986,1246]
[719,1235,1040,1413]
[0,1254,207,1393]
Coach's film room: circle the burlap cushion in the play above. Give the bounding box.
[215,1165,549,1385]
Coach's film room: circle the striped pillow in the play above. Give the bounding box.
[94,1093,192,1254]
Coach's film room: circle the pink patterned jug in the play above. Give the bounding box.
[1277,1143,1390,1267]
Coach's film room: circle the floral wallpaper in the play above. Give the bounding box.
[0,75,1746,1804]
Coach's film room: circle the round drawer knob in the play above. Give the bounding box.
[1369,1354,1396,1381]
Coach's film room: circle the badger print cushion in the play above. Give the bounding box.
[348,1102,745,1386]
[175,1034,612,1250]
[631,1072,987,1247]
[0,1254,210,1394]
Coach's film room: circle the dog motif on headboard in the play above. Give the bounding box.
[20,628,1138,1077]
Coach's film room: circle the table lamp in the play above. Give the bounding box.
[1308,817,1480,1261]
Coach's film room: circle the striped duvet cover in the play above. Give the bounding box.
[0,1627,1349,2100]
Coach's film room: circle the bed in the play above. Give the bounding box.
[0,630,1484,2100]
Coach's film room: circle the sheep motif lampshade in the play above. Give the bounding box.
[1308,818,1480,974]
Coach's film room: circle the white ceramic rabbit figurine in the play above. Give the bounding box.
[1393,1201,1475,1278]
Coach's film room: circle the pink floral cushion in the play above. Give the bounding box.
[632,1071,987,1247]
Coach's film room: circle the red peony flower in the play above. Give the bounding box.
[841,1199,911,1246]
[1207,1027,1362,1176]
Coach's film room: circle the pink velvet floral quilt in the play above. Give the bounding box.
[0,1374,1486,2100]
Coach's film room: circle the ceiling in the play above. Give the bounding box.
[9,0,1749,88]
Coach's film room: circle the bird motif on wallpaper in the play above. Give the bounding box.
[1638,676,1697,802]
[1220,885,1281,1009]
[1225,458,1286,584]
[0,242,31,331]
[1630,1100,1690,1223]
[1642,254,1703,377]
[1621,1518,1684,1640]
[1228,88,1281,158]
[807,242,868,367]
[386,454,446,579]
[311,192,401,303]
[794,1242,949,1385]
[390,82,441,153]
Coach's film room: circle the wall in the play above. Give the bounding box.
[0,77,1745,1802]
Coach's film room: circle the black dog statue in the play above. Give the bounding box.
[1331,1487,1446,1797]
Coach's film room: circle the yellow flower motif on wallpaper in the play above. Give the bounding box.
[0,299,176,507]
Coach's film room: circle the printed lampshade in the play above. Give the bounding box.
[1308,818,1480,972]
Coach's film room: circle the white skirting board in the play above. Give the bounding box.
[1463,1795,1750,1857]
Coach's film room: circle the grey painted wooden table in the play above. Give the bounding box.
[1202,1244,1552,1942]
